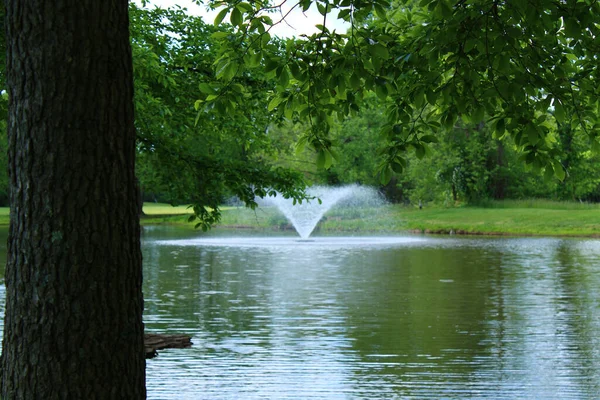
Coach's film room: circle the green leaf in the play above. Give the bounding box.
[198,83,215,94]
[230,8,243,27]
[526,124,539,145]
[264,57,279,73]
[295,135,308,155]
[414,89,424,108]
[591,139,600,154]
[211,31,230,39]
[216,60,237,81]
[338,8,351,20]
[524,151,535,165]
[248,51,262,67]
[214,8,228,26]
[380,165,393,185]
[443,112,456,130]
[420,134,438,143]
[425,90,438,104]
[323,149,334,169]
[375,84,388,100]
[564,18,580,38]
[278,67,289,87]
[379,165,393,185]
[552,159,565,181]
[317,2,327,15]
[434,0,453,19]
[374,4,387,20]
[440,0,453,18]
[554,100,566,122]
[544,164,554,181]
[370,43,390,59]
[289,63,303,80]
[261,32,271,47]
[284,96,295,118]
[349,73,361,90]
[260,15,274,26]
[267,96,285,111]
[497,56,511,74]
[316,150,326,169]
[472,106,484,123]
[494,118,505,138]
[230,83,244,93]
[390,159,404,173]
[414,143,426,159]
[236,2,253,12]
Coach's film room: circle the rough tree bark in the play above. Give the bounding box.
[2,1,145,398]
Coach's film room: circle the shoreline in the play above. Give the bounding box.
[125,202,600,239]
[141,216,600,239]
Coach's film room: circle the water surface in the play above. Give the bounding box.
[141,227,600,399]
[0,227,598,398]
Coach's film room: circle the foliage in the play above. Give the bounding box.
[203,0,600,185]
[319,94,386,186]
[130,3,308,229]
[265,97,600,205]
[264,94,386,186]
[3,2,600,213]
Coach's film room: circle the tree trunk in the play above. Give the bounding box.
[492,141,507,200]
[557,122,575,200]
[2,1,145,398]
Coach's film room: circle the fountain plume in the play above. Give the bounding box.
[262,184,383,239]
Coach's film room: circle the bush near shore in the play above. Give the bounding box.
[140,200,600,238]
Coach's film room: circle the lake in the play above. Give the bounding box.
[1,226,600,398]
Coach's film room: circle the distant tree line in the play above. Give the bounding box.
[267,93,600,205]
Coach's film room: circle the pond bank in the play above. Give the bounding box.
[141,203,600,238]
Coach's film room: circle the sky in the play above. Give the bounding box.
[139,0,349,38]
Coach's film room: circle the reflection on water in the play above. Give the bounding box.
[0,226,598,398]
[141,228,600,399]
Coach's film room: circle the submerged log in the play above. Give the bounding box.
[144,334,193,359]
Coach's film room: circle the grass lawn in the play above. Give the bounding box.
[397,206,600,236]
[0,207,9,225]
[140,203,194,226]
[142,203,193,215]
[141,201,600,237]
[1,201,598,237]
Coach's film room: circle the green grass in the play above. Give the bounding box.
[471,198,600,210]
[140,203,194,226]
[397,205,600,236]
[142,203,193,215]
[1,200,598,237]
[0,207,9,225]
[213,201,600,237]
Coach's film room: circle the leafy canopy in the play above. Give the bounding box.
[130,3,308,229]
[202,0,600,184]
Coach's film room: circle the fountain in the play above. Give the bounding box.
[262,184,383,239]
[154,184,426,249]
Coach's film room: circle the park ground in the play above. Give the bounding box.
[0,202,596,237]
[140,201,600,238]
